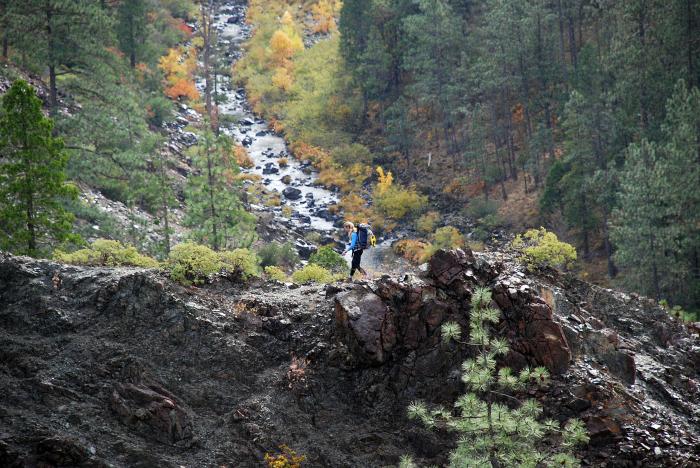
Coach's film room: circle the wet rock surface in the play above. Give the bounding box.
[1,250,698,467]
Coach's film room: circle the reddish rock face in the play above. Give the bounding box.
[492,284,572,375]
[335,249,573,375]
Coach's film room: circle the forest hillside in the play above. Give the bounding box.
[0,0,699,467]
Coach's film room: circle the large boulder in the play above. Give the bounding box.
[111,382,193,444]
[282,187,302,200]
[335,288,395,365]
[492,281,572,375]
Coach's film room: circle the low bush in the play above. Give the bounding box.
[54,239,160,268]
[465,196,498,220]
[480,213,504,230]
[393,239,430,264]
[166,242,222,285]
[416,211,440,235]
[308,245,346,273]
[304,231,322,244]
[219,248,261,279]
[257,241,299,268]
[234,146,254,169]
[331,143,372,168]
[375,185,427,220]
[291,263,334,284]
[264,265,288,282]
[264,444,305,468]
[420,226,465,261]
[512,227,577,270]
[433,226,464,250]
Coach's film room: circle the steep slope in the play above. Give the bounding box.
[0,250,698,467]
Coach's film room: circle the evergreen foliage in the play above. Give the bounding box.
[257,241,299,269]
[0,80,79,256]
[309,245,346,273]
[184,129,256,251]
[404,287,588,467]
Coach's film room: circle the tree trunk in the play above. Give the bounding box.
[688,0,695,87]
[556,0,569,83]
[46,6,58,118]
[650,233,660,300]
[602,211,617,277]
[206,145,218,251]
[202,2,213,126]
[638,1,649,131]
[567,14,578,69]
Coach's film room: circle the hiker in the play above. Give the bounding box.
[342,221,372,279]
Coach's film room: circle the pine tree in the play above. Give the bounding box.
[184,130,255,251]
[611,140,671,301]
[5,0,111,115]
[403,287,588,467]
[0,80,79,256]
[116,0,148,68]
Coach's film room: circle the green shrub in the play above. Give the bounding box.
[291,263,334,284]
[219,248,261,279]
[304,231,322,244]
[375,186,427,220]
[512,227,577,270]
[416,211,440,234]
[264,265,288,282]
[54,239,159,268]
[166,242,222,285]
[331,143,372,167]
[465,196,498,220]
[257,241,299,268]
[433,226,464,250]
[420,226,465,261]
[471,226,491,242]
[309,245,347,273]
[480,213,504,230]
[145,95,173,127]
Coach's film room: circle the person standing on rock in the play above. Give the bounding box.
[342,221,368,280]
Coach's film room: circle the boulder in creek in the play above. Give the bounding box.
[262,163,279,175]
[282,187,302,200]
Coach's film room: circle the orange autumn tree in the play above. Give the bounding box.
[158,46,200,101]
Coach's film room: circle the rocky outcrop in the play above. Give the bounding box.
[0,250,698,467]
[335,248,571,375]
